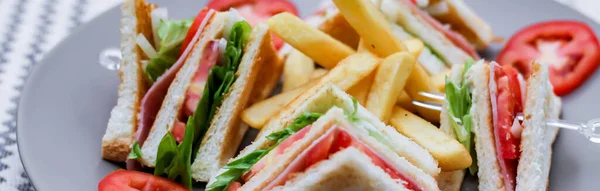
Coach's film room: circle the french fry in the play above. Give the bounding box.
[268,13,355,69]
[432,70,451,92]
[332,0,407,57]
[317,53,380,90]
[283,49,314,91]
[347,71,375,106]
[311,68,329,80]
[403,38,424,57]
[365,52,415,122]
[318,12,360,49]
[390,106,472,171]
[242,53,381,128]
[242,83,315,128]
[333,0,437,122]
[405,64,440,122]
[357,38,376,54]
[397,91,416,113]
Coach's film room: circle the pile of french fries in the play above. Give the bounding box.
[241,0,468,171]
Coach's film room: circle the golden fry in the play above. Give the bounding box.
[311,68,329,80]
[432,70,451,92]
[397,91,416,113]
[347,71,375,106]
[268,13,355,69]
[333,0,437,122]
[318,12,360,49]
[365,52,415,122]
[333,0,407,57]
[390,106,472,171]
[402,38,424,57]
[283,49,314,91]
[242,53,380,129]
[242,81,316,128]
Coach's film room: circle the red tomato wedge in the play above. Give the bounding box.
[180,8,210,55]
[494,66,522,159]
[98,170,189,191]
[491,65,522,191]
[497,20,600,96]
[206,0,299,49]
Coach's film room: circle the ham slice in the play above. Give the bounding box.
[400,0,479,59]
[126,10,215,170]
[170,40,220,143]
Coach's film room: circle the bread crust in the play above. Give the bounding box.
[465,63,505,191]
[516,61,560,191]
[102,0,153,162]
[248,31,283,105]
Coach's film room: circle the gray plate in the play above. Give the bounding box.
[17,0,600,190]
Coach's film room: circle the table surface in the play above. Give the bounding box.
[0,0,597,190]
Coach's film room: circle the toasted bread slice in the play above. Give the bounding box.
[102,0,154,162]
[464,63,505,190]
[138,11,228,168]
[516,61,561,191]
[191,23,280,181]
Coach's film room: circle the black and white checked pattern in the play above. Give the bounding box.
[0,0,596,190]
[0,1,120,190]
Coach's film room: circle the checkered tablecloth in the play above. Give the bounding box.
[0,0,598,190]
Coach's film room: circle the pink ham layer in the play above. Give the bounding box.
[126,10,216,170]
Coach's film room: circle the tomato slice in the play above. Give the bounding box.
[98,170,189,191]
[226,181,243,191]
[497,20,600,96]
[502,65,523,112]
[180,8,210,56]
[206,0,299,49]
[493,65,523,159]
[492,65,523,191]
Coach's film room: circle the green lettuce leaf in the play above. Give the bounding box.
[153,20,252,188]
[224,21,252,72]
[145,18,193,82]
[127,141,143,160]
[206,112,322,191]
[154,116,195,189]
[347,97,360,122]
[445,58,478,175]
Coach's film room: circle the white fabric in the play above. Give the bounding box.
[0,0,596,190]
